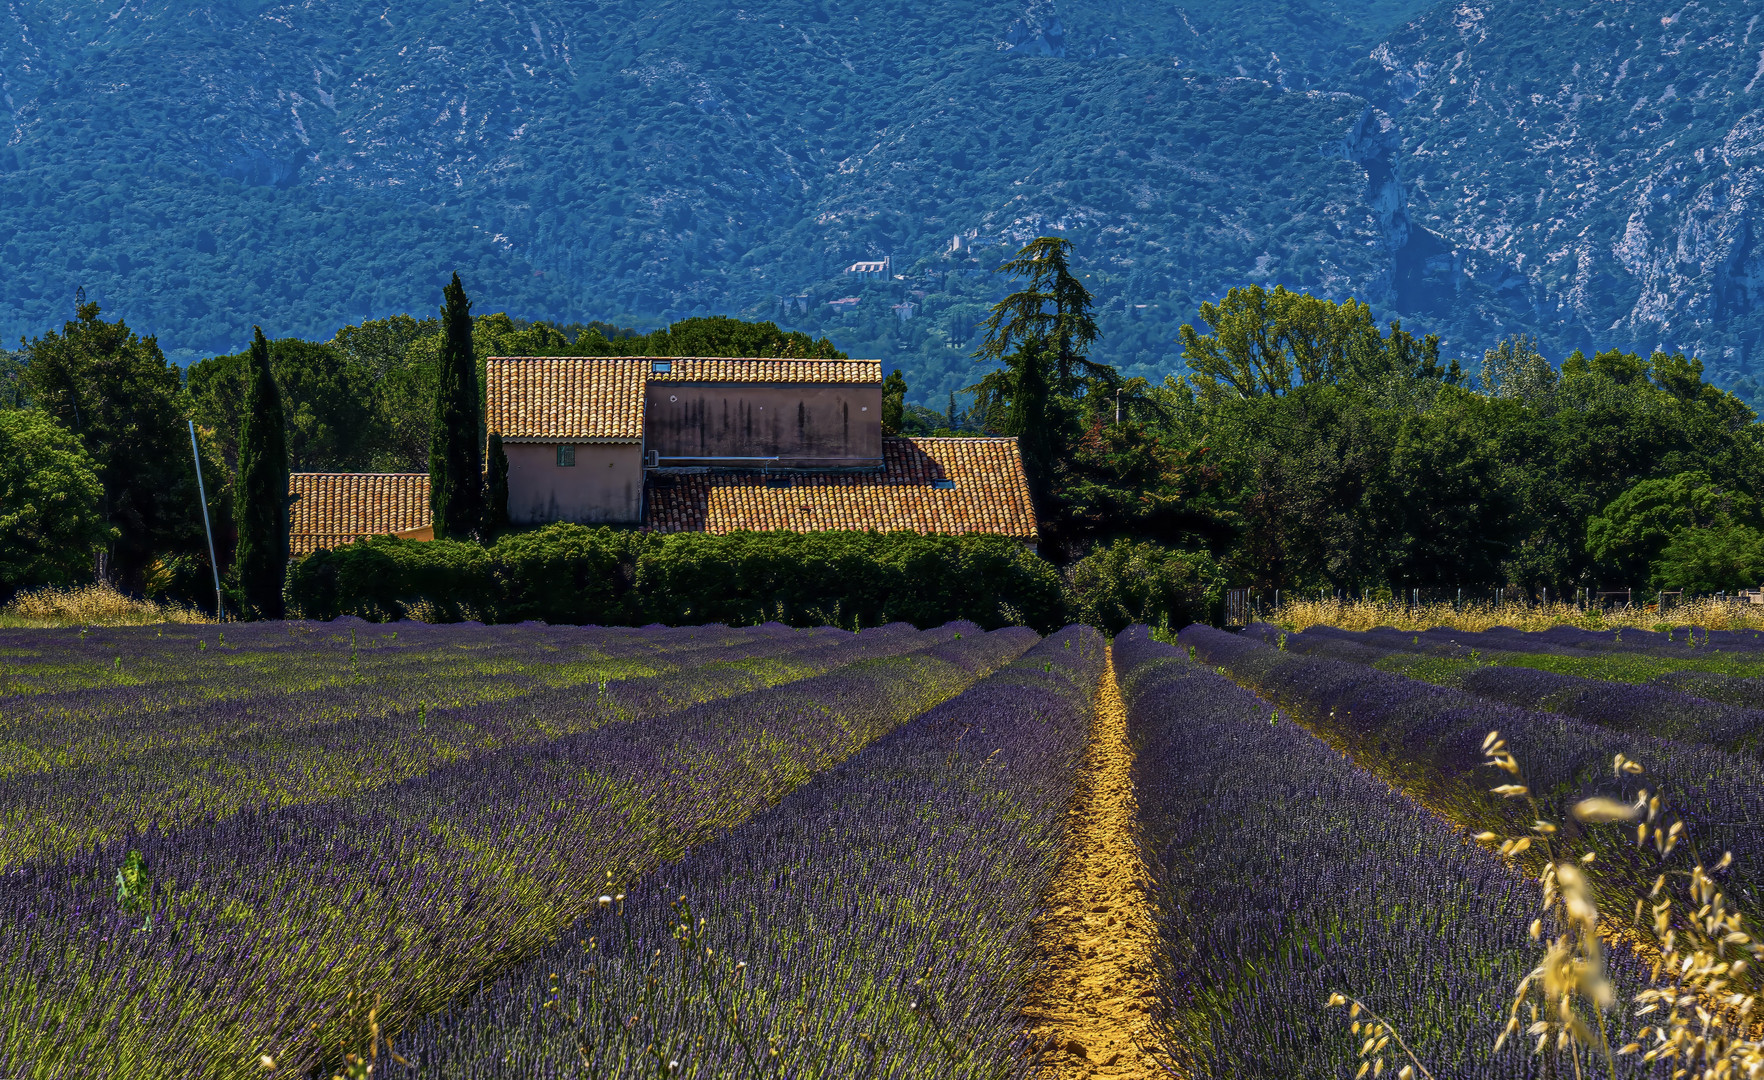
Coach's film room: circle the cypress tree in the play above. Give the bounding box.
[233,326,289,619]
[486,430,510,531]
[429,273,484,539]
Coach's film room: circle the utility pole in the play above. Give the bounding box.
[189,420,225,620]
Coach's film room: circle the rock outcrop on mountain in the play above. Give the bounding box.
[1360,0,1764,375]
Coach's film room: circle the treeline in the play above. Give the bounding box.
[0,292,845,608]
[3,242,1761,630]
[965,244,1764,601]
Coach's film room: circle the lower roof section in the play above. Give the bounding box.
[287,437,1038,555]
[289,472,430,556]
[643,437,1037,540]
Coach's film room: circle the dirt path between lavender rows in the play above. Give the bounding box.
[1022,643,1170,1079]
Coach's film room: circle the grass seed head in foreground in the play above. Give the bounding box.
[1330,734,1764,1077]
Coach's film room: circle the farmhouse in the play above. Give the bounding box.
[288,356,1037,555]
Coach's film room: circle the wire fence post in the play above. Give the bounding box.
[188,420,225,620]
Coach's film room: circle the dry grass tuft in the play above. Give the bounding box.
[1331,735,1764,1076]
[0,584,210,627]
[1266,596,1764,633]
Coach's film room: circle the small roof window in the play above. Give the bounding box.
[766,478,792,489]
[931,479,956,490]
[651,360,672,373]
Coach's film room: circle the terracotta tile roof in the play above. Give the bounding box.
[485,358,647,441]
[484,357,882,442]
[643,437,1037,540]
[289,473,431,556]
[647,358,882,384]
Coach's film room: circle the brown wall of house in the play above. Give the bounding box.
[505,442,643,525]
[644,383,882,466]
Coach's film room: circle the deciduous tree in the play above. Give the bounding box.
[0,409,112,595]
[19,303,213,592]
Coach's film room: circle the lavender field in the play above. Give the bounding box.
[4,617,1758,1077]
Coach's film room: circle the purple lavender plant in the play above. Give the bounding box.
[385,626,1103,1079]
[0,621,957,868]
[1179,623,1764,929]
[0,625,1035,1079]
[1117,627,1648,1078]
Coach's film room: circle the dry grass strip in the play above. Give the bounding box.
[1022,642,1167,1078]
[1269,594,1764,632]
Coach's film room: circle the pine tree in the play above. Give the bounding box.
[965,237,1108,502]
[429,273,484,540]
[486,430,510,531]
[233,326,289,619]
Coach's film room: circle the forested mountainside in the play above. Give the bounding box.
[1,0,1760,402]
[1355,0,1764,389]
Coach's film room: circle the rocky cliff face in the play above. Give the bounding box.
[1360,0,1764,373]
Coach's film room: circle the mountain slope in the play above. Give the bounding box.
[8,0,1760,402]
[0,0,1430,399]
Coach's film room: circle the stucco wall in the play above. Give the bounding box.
[505,441,643,525]
[644,383,881,465]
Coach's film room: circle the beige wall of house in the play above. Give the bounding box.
[505,441,644,525]
[644,383,882,466]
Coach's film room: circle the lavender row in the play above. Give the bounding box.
[0,626,1036,1080]
[0,619,720,697]
[0,621,896,787]
[1116,627,1595,1077]
[1250,622,1764,754]
[0,620,795,757]
[1468,622,1764,656]
[1454,664,1764,752]
[1179,624,1764,923]
[1341,623,1764,708]
[0,622,956,870]
[385,626,1103,1079]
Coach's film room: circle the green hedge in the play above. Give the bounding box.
[1062,538,1224,634]
[286,525,1065,631]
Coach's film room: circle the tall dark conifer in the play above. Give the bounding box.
[966,237,1105,508]
[429,273,484,539]
[485,430,510,532]
[233,326,289,618]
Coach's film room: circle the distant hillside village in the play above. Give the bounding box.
[290,356,1036,555]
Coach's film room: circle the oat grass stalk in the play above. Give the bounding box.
[1469,730,1620,1079]
[1333,732,1764,1077]
[1322,993,1434,1080]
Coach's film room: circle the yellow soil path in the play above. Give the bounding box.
[1023,643,1167,1078]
